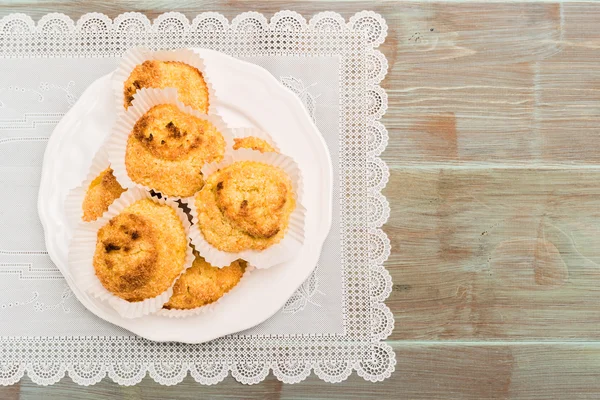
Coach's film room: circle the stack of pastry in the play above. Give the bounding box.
[67,48,304,318]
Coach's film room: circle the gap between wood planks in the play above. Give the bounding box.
[389,341,600,346]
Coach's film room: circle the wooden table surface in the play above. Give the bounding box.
[2,1,600,398]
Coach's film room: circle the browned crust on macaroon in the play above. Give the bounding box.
[125,104,225,197]
[124,60,209,113]
[195,161,296,252]
[215,163,290,238]
[93,199,187,302]
[163,254,246,310]
[233,136,276,153]
[82,168,126,222]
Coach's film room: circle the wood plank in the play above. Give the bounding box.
[386,62,537,163]
[385,343,600,400]
[381,2,600,165]
[386,166,600,340]
[558,2,600,62]
[536,61,600,163]
[0,383,19,400]
[383,2,562,164]
[13,343,600,400]
[534,3,600,162]
[392,3,562,66]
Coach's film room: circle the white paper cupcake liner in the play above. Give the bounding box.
[230,127,280,152]
[155,264,255,318]
[64,146,119,228]
[69,187,194,319]
[112,47,217,116]
[106,87,235,200]
[188,148,306,269]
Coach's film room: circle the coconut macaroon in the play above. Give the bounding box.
[81,168,126,222]
[195,161,296,252]
[163,253,246,310]
[125,104,226,197]
[93,198,188,302]
[233,136,276,153]
[123,60,209,113]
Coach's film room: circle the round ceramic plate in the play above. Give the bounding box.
[37,49,333,343]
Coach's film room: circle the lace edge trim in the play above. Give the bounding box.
[0,11,387,44]
[1,343,396,385]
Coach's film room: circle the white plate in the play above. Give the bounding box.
[37,49,333,343]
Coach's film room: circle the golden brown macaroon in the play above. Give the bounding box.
[195,161,296,252]
[93,199,188,302]
[124,60,209,113]
[125,104,226,197]
[82,168,126,222]
[233,136,276,153]
[163,253,246,310]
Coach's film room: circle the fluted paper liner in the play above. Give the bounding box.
[230,127,280,152]
[188,148,306,269]
[69,187,194,319]
[64,146,125,228]
[155,265,255,318]
[106,87,235,200]
[112,47,217,116]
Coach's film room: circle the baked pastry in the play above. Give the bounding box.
[195,161,296,252]
[82,168,126,222]
[124,60,209,113]
[164,253,246,310]
[125,104,226,197]
[233,136,276,153]
[93,199,187,302]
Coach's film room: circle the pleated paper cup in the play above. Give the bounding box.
[188,148,306,269]
[230,127,280,152]
[155,265,255,318]
[64,146,124,228]
[69,187,194,319]
[106,87,234,200]
[112,47,216,116]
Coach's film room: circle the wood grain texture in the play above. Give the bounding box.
[9,343,600,400]
[387,167,600,339]
[2,0,600,398]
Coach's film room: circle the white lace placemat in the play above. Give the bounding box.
[0,11,393,386]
